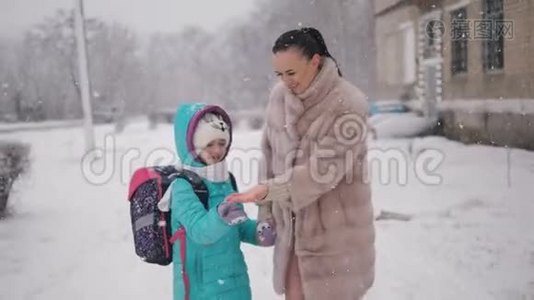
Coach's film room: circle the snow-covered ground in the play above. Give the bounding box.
[1,120,533,300]
[0,120,83,133]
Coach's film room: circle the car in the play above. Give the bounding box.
[368,100,435,139]
[368,100,409,116]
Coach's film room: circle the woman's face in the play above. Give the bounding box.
[272,48,321,94]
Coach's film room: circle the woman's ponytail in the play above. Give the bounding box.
[301,27,342,77]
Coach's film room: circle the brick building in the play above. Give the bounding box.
[375,0,534,149]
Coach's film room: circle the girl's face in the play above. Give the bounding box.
[272,47,321,94]
[198,138,228,165]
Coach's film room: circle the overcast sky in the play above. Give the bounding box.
[0,0,257,38]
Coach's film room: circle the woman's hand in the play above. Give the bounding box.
[226,184,268,203]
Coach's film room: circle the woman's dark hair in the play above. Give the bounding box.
[272,27,342,76]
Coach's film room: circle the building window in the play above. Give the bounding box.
[483,0,504,71]
[451,7,468,75]
[382,24,416,85]
[401,23,416,84]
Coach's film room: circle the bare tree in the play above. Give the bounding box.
[0,3,375,122]
[3,9,147,121]
[89,22,146,116]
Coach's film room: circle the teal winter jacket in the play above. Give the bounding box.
[170,103,258,300]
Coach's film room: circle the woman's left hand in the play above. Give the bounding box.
[226,184,268,203]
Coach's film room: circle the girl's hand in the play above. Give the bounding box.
[217,201,248,225]
[256,219,276,246]
[226,184,268,203]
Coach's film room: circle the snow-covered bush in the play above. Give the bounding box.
[0,141,30,215]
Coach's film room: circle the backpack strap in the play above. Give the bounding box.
[176,169,209,210]
[173,170,237,210]
[228,172,238,192]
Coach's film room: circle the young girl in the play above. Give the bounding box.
[170,103,275,300]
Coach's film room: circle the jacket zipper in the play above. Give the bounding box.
[195,251,203,285]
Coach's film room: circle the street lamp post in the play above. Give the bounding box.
[73,0,95,152]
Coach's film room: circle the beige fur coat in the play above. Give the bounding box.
[258,57,375,300]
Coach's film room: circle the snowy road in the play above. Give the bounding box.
[1,121,533,299]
